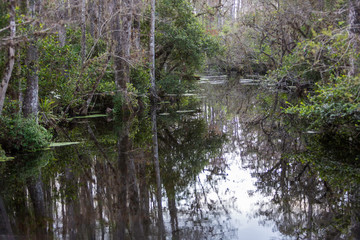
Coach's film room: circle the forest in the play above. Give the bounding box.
[1,0,360,239]
[0,0,359,154]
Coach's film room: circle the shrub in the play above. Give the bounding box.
[0,115,52,153]
[285,75,360,135]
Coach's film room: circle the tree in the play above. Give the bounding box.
[150,0,156,98]
[349,0,360,76]
[0,0,16,115]
[23,40,39,119]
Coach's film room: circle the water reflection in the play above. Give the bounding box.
[0,77,360,239]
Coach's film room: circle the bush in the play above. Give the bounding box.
[285,75,360,135]
[0,115,52,153]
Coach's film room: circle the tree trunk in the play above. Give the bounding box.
[139,155,150,234]
[0,0,16,115]
[97,0,104,39]
[126,143,145,239]
[149,0,156,98]
[27,173,48,237]
[0,195,15,240]
[115,126,128,239]
[81,0,86,64]
[23,41,39,119]
[57,0,68,47]
[70,0,80,21]
[119,0,132,90]
[349,0,360,76]
[150,104,164,238]
[112,0,123,90]
[133,0,142,54]
[88,0,95,37]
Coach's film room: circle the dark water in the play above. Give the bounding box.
[1,77,360,240]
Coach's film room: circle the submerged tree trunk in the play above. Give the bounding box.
[23,41,39,119]
[139,155,150,234]
[125,141,145,239]
[0,195,15,240]
[115,123,128,239]
[0,0,16,115]
[27,173,47,237]
[349,0,360,76]
[116,115,145,239]
[150,104,164,238]
[166,186,179,239]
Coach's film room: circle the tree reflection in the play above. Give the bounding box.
[201,79,360,239]
[0,151,53,239]
[156,106,227,238]
[230,86,360,239]
[5,78,360,239]
[0,195,15,240]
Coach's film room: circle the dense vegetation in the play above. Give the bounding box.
[0,0,220,153]
[216,0,360,142]
[1,0,360,153]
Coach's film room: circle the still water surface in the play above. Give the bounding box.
[1,76,359,240]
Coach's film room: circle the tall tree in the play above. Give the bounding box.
[0,0,16,115]
[23,0,40,119]
[112,0,123,90]
[81,0,86,64]
[150,104,164,238]
[23,40,39,119]
[119,0,133,90]
[149,0,156,97]
[113,0,133,91]
[349,0,360,76]
[133,0,142,53]
[149,0,165,237]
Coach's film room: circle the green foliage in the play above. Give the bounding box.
[37,34,80,107]
[295,134,360,187]
[156,0,220,72]
[125,83,140,110]
[130,66,151,107]
[285,75,360,134]
[146,0,220,92]
[0,115,52,153]
[158,73,187,94]
[131,66,150,94]
[39,97,58,125]
[112,93,124,117]
[268,28,351,85]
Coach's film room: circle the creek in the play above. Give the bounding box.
[1,75,359,240]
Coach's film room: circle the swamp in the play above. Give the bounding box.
[1,0,360,239]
